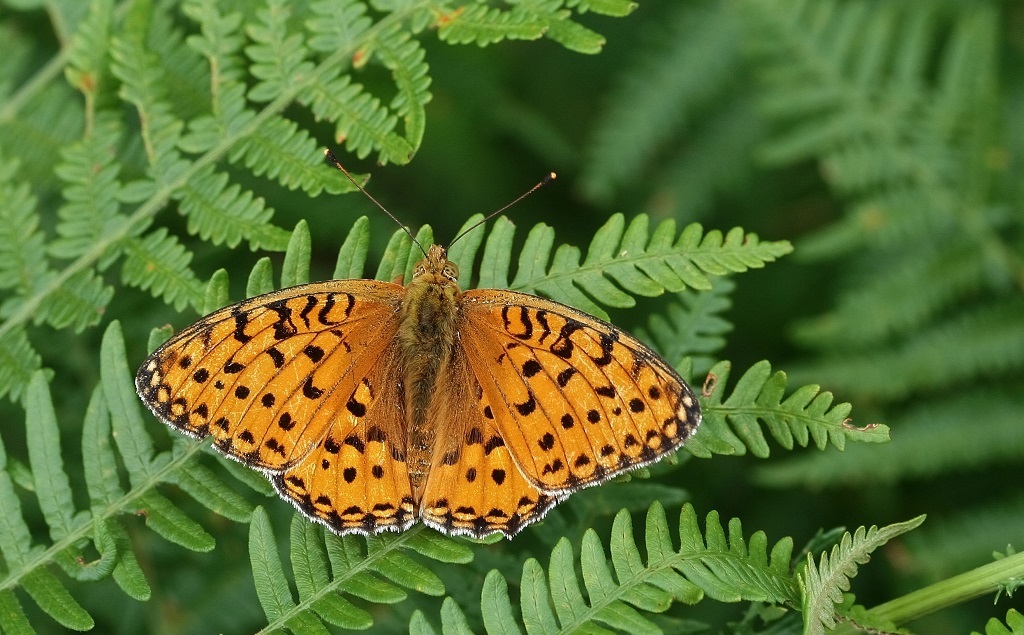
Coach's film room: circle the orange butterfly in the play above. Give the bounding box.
[136,185,701,540]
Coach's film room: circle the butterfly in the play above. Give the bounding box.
[136,231,701,539]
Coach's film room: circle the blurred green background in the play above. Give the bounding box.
[1,1,1022,633]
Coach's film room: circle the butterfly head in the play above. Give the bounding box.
[414,244,460,285]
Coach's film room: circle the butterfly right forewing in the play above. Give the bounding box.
[459,289,701,497]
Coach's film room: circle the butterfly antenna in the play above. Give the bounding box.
[324,149,426,257]
[449,172,557,248]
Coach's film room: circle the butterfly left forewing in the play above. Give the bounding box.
[137,280,405,471]
[137,280,419,535]
[460,289,701,496]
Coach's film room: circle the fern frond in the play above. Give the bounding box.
[181,0,246,85]
[0,327,42,403]
[744,1,1002,260]
[246,0,316,103]
[0,321,263,629]
[25,373,82,543]
[581,3,741,204]
[437,5,549,47]
[635,277,734,375]
[0,155,49,300]
[306,0,373,54]
[973,609,1024,635]
[0,81,84,188]
[420,503,798,634]
[34,269,112,334]
[757,391,1024,488]
[687,360,888,459]
[121,229,205,312]
[565,0,637,17]
[110,5,188,182]
[511,215,789,319]
[376,24,431,150]
[436,2,615,55]
[305,66,413,164]
[800,516,925,635]
[175,164,290,250]
[231,114,355,195]
[746,1,983,171]
[793,240,993,348]
[790,300,1024,401]
[62,0,112,112]
[249,510,472,633]
[49,113,127,261]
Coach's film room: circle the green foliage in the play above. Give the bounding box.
[571,2,1023,632]
[0,0,622,404]
[0,1,1018,633]
[634,277,735,377]
[728,2,1024,605]
[249,509,473,632]
[799,516,925,635]
[687,359,889,460]
[414,505,932,635]
[973,609,1024,635]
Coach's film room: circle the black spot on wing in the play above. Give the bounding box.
[556,367,576,387]
[303,377,324,399]
[502,305,533,340]
[268,300,297,340]
[550,320,583,359]
[591,331,617,366]
[515,393,537,416]
[344,435,365,453]
[266,346,285,368]
[299,295,317,328]
[232,309,252,343]
[484,435,505,455]
[278,412,295,430]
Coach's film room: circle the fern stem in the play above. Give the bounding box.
[0,51,67,124]
[0,436,208,594]
[0,0,133,124]
[256,525,427,635]
[831,551,1024,634]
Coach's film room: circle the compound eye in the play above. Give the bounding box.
[444,263,459,280]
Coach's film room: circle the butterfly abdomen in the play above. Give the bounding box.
[398,253,463,496]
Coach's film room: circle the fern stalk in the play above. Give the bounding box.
[830,550,1024,634]
[254,519,442,633]
[0,324,212,594]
